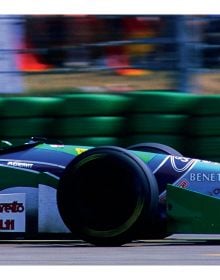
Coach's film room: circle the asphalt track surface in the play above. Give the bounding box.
[1,234,220,265]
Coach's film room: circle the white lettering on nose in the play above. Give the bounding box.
[189,173,220,182]
[190,173,196,181]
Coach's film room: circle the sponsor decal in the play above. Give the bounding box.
[213,188,220,195]
[0,201,24,213]
[189,173,220,182]
[207,188,220,197]
[170,156,196,172]
[198,159,220,165]
[50,144,64,148]
[7,161,33,169]
[153,156,196,193]
[0,193,25,232]
[172,159,220,198]
[176,179,189,189]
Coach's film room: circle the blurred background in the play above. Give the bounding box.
[1,14,220,163]
[2,14,220,94]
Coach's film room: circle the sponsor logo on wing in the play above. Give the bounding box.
[170,156,195,172]
[7,161,33,169]
[50,144,64,148]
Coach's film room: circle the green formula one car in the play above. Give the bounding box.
[0,137,219,246]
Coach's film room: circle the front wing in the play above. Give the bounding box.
[167,184,220,234]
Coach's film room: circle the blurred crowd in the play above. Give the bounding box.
[16,15,220,73]
[19,15,167,74]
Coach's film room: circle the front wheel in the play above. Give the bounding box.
[57,146,159,246]
[127,142,183,240]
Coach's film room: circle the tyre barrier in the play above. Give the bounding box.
[188,116,220,136]
[188,137,220,160]
[0,118,55,137]
[60,93,132,116]
[0,93,130,147]
[0,90,220,164]
[125,91,197,114]
[53,116,126,137]
[58,136,120,146]
[185,94,220,159]
[190,94,220,116]
[127,134,184,151]
[128,114,188,134]
[2,96,63,117]
[124,91,193,155]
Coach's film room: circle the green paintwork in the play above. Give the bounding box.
[0,165,39,190]
[36,143,156,164]
[0,144,156,192]
[0,163,59,191]
[130,150,156,163]
[38,172,59,189]
[167,184,220,234]
[36,143,92,156]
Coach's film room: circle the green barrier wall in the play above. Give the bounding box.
[0,91,219,162]
[0,93,131,147]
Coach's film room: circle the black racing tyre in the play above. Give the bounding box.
[128,142,182,239]
[191,94,220,116]
[54,116,125,137]
[3,97,62,117]
[125,91,196,114]
[188,116,220,136]
[129,114,188,134]
[188,136,220,157]
[57,146,159,246]
[60,136,120,146]
[0,118,55,137]
[127,142,183,157]
[60,93,131,116]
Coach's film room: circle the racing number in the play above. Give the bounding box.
[174,156,190,163]
[0,219,14,230]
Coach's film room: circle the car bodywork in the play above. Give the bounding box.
[0,139,220,245]
[0,140,89,236]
